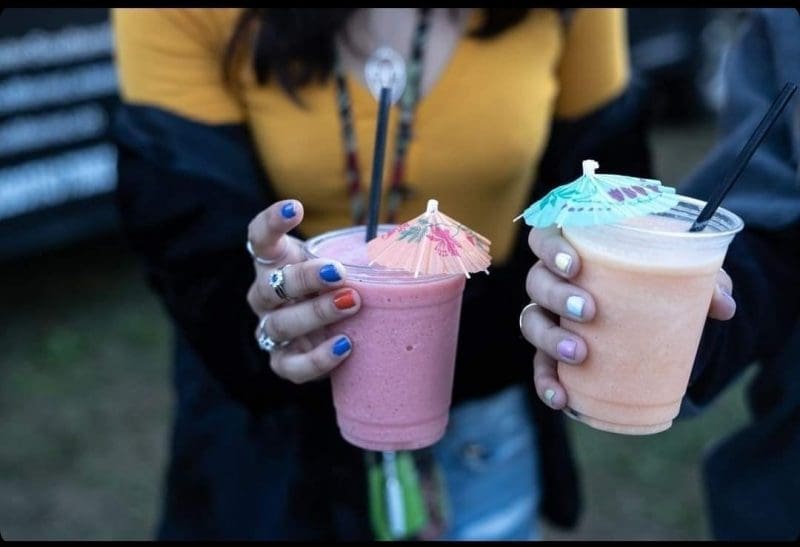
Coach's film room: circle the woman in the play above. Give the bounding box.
[521,7,800,540]
[112,8,650,540]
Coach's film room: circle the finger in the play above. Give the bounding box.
[271,335,353,384]
[250,259,349,311]
[519,304,587,365]
[526,262,596,322]
[716,267,733,294]
[247,199,306,265]
[709,268,736,321]
[263,288,360,342]
[533,349,568,409]
[528,226,581,279]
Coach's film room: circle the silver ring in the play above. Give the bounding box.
[519,302,539,331]
[269,264,291,301]
[256,315,290,353]
[247,240,280,266]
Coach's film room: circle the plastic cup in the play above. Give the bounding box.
[557,196,744,435]
[304,225,466,451]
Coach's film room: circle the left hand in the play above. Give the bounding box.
[518,226,737,410]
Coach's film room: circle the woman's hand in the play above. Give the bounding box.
[246,199,361,384]
[518,226,737,410]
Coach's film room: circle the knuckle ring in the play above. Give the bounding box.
[247,240,280,266]
[519,302,539,331]
[269,264,292,301]
[256,315,291,353]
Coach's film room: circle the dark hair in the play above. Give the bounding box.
[224,8,545,100]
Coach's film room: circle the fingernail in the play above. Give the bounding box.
[557,339,577,361]
[566,295,585,319]
[717,284,736,315]
[281,202,296,219]
[555,252,572,274]
[333,337,351,356]
[319,264,342,283]
[544,388,556,407]
[333,289,356,310]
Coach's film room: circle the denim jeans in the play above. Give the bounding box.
[433,384,541,540]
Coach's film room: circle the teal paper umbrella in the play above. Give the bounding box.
[514,160,679,229]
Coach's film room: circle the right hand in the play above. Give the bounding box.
[246,199,362,384]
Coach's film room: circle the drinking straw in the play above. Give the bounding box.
[366,86,392,242]
[362,84,406,536]
[689,81,798,232]
[382,451,406,537]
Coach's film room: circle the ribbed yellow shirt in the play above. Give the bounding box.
[113,8,629,263]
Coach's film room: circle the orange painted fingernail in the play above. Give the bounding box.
[333,290,356,310]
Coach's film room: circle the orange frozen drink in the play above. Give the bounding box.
[558,197,743,435]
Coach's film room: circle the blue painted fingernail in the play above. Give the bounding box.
[333,337,351,356]
[566,296,585,319]
[281,202,296,219]
[319,264,341,282]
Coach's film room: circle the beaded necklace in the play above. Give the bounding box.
[333,8,431,225]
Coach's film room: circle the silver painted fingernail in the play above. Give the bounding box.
[545,388,556,407]
[555,252,572,274]
[566,295,585,319]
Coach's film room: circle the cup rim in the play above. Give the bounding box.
[304,225,464,284]
[591,195,745,240]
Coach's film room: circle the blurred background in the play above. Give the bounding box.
[0,8,751,540]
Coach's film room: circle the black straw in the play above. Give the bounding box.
[366,86,392,242]
[689,82,798,232]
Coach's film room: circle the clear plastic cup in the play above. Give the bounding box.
[557,197,744,434]
[304,225,466,450]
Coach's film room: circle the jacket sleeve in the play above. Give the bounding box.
[113,104,294,415]
[679,9,800,407]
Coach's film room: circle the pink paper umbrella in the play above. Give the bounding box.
[367,199,492,278]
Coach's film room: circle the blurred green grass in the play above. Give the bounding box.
[0,244,171,539]
[0,119,754,539]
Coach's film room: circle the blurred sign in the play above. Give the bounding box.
[0,8,119,260]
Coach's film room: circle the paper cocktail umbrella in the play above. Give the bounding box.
[514,159,679,229]
[367,199,491,278]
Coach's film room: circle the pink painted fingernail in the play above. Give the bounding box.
[557,339,577,360]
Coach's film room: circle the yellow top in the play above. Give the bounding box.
[113,8,629,263]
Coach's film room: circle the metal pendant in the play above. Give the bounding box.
[365,46,407,104]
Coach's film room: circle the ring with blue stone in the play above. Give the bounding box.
[269,264,291,301]
[256,315,290,353]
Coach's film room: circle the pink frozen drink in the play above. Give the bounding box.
[305,226,466,451]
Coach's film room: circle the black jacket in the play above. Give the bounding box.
[678,8,800,540]
[113,79,654,530]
